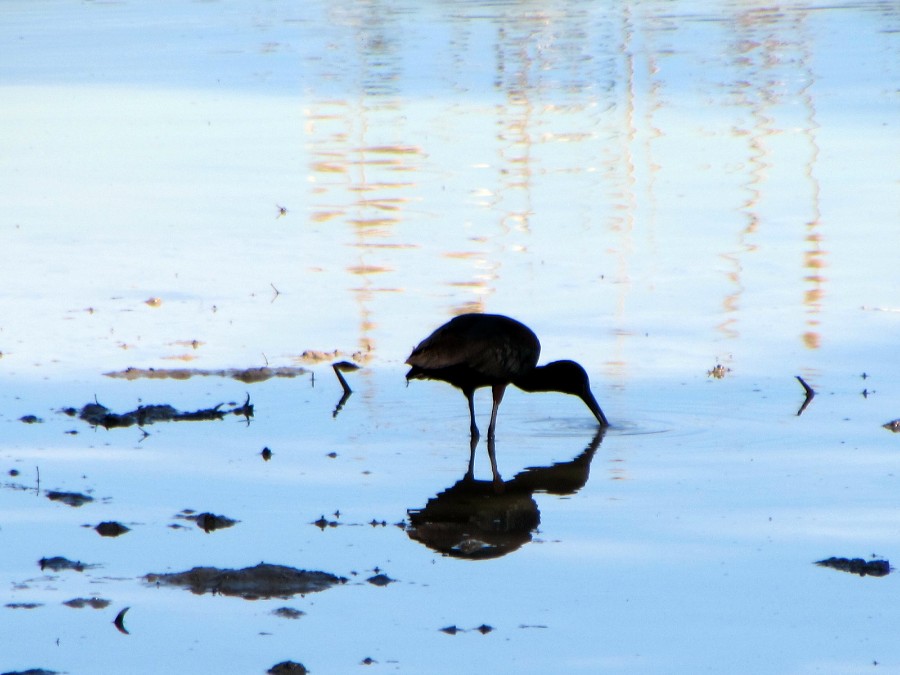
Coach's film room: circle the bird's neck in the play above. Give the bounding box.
[513,365,558,393]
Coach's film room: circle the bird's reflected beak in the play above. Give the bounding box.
[582,390,609,427]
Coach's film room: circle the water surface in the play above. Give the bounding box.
[1,1,899,673]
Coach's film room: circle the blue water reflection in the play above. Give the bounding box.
[1,1,899,673]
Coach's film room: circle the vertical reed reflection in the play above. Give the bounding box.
[796,10,825,351]
[608,4,639,380]
[304,3,428,361]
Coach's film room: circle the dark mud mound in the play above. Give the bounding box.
[268,662,308,675]
[194,512,238,533]
[67,396,253,429]
[38,556,95,573]
[145,563,346,599]
[815,557,890,577]
[95,521,130,537]
[46,490,93,507]
[172,509,239,532]
[63,597,110,609]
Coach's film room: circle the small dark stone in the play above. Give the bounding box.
[95,521,130,537]
[366,573,395,587]
[19,415,43,424]
[440,625,461,635]
[267,661,308,674]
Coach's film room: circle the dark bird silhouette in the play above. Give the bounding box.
[406,313,609,438]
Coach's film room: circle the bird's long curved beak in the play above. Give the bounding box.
[582,390,609,427]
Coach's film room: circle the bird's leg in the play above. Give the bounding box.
[487,384,506,440]
[465,389,479,439]
[486,435,503,489]
[465,435,478,480]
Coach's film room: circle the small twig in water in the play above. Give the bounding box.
[795,375,816,416]
[331,361,359,418]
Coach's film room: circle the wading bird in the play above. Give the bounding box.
[406,313,609,438]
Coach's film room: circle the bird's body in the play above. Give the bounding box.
[406,313,608,438]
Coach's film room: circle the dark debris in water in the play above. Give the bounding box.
[815,557,890,577]
[6,602,43,610]
[883,419,900,433]
[19,415,43,424]
[366,573,395,587]
[173,509,239,532]
[95,521,130,537]
[39,556,95,573]
[439,623,494,635]
[63,597,110,609]
[707,364,730,379]
[196,512,238,533]
[69,395,253,429]
[313,515,340,530]
[46,490,93,507]
[1,669,60,675]
[145,563,347,600]
[267,661,309,675]
[272,607,306,620]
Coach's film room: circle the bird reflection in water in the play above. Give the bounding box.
[406,428,605,560]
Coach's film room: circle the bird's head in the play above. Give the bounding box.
[520,360,609,427]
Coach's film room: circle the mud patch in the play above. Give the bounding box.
[272,607,305,619]
[172,510,239,533]
[66,396,253,429]
[38,556,95,573]
[815,557,890,577]
[94,521,130,537]
[366,573,395,587]
[46,490,93,507]
[63,597,111,609]
[267,662,308,675]
[145,563,347,599]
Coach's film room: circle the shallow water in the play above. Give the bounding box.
[1,1,899,673]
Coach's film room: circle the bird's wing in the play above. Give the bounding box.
[406,314,540,378]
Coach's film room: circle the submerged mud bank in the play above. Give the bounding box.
[145,563,347,600]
